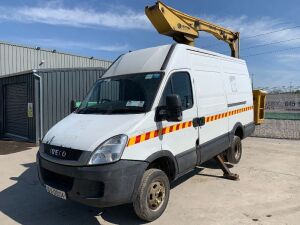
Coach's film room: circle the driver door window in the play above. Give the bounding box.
[160,72,193,110]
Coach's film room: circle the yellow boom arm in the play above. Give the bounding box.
[145,1,240,58]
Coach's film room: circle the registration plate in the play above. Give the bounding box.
[46,185,66,200]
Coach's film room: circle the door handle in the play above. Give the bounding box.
[193,117,205,127]
[192,117,205,127]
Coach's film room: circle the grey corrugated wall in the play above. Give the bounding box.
[39,68,105,137]
[0,41,111,76]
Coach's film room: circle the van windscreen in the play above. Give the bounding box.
[77,73,163,114]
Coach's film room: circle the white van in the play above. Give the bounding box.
[37,44,255,221]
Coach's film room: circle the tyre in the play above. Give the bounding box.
[227,135,242,164]
[133,168,170,222]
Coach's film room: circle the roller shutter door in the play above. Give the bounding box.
[4,82,28,139]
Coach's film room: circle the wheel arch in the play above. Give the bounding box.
[145,150,178,181]
[231,122,245,141]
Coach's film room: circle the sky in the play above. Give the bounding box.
[0,0,299,88]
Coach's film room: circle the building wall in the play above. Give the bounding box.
[0,68,106,142]
[0,41,111,76]
[39,68,105,137]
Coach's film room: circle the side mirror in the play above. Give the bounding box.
[155,94,183,122]
[166,94,182,122]
[70,100,80,113]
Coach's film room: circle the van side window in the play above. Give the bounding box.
[160,72,193,110]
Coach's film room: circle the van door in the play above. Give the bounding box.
[193,70,230,163]
[159,71,199,174]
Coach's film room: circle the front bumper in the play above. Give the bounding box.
[37,152,148,208]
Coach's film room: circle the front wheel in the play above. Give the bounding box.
[133,169,170,222]
[227,135,242,164]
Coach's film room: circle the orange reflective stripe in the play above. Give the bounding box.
[127,105,253,147]
[127,120,193,147]
[127,137,136,147]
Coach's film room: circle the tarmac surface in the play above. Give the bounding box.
[0,137,299,225]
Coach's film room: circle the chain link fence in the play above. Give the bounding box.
[252,93,300,140]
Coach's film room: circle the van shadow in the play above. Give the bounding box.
[171,159,234,189]
[0,162,148,225]
[0,140,36,155]
[0,163,101,225]
[0,159,233,225]
[201,159,234,169]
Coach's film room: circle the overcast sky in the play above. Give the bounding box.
[0,0,299,88]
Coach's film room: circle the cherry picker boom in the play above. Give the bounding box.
[145,1,240,58]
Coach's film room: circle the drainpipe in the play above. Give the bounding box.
[33,71,44,140]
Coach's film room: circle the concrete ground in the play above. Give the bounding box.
[0,137,299,225]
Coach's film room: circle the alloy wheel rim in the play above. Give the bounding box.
[147,180,166,211]
[234,142,241,160]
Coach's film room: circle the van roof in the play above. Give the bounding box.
[103,44,245,77]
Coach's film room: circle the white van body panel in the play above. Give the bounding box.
[193,70,229,144]
[41,43,254,164]
[120,44,253,162]
[38,43,255,211]
[43,113,145,152]
[103,45,171,77]
[121,110,163,161]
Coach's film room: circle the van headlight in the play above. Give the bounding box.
[88,135,128,165]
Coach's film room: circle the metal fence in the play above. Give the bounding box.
[253,93,300,139]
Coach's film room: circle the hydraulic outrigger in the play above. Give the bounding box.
[145,1,240,58]
[146,1,240,180]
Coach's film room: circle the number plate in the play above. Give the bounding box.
[46,185,66,200]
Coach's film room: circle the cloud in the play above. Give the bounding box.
[25,38,129,52]
[253,69,300,88]
[277,53,300,62]
[1,3,299,46]
[275,53,300,64]
[0,4,150,30]
[200,15,300,48]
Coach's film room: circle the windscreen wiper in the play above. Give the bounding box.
[77,107,108,114]
[109,108,146,114]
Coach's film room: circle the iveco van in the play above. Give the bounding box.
[37,44,255,221]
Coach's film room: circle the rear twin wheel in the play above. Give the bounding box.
[226,135,242,164]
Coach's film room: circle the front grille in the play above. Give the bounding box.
[44,144,83,161]
[41,167,74,191]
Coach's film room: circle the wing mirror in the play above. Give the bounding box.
[70,100,81,113]
[156,94,183,122]
[166,94,183,122]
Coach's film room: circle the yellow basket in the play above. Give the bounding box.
[253,90,267,125]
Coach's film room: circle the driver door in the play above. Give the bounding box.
[159,71,199,174]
